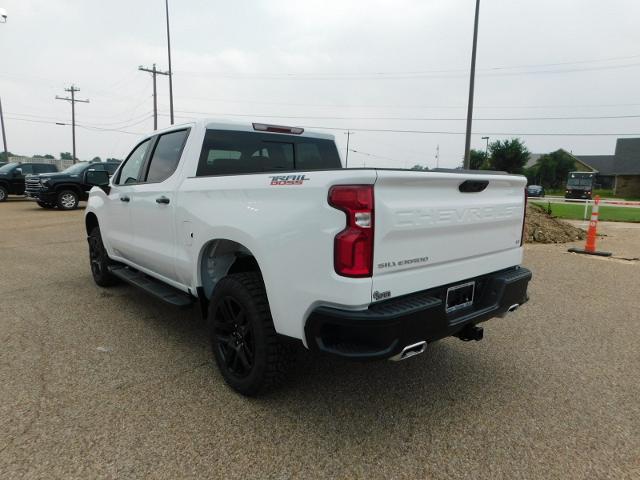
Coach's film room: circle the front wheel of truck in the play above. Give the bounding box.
[57,190,79,210]
[209,272,294,396]
[88,226,119,287]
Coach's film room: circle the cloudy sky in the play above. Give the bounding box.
[1,0,639,168]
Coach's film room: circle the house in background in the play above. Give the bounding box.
[528,139,640,197]
[572,155,616,189]
[576,138,640,197]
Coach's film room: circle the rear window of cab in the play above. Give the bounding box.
[196,130,341,176]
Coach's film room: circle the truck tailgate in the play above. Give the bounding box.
[372,170,526,300]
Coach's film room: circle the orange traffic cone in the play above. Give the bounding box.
[568,195,612,257]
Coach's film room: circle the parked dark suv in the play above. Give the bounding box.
[0,162,59,202]
[25,160,120,209]
[526,185,545,198]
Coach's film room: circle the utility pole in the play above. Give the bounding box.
[0,12,8,159]
[139,64,170,130]
[344,130,353,168]
[165,0,174,124]
[56,85,89,163]
[435,144,440,169]
[463,0,481,169]
[0,97,7,159]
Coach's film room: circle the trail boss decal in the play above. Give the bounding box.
[269,175,310,186]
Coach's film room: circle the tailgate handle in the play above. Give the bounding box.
[459,180,488,193]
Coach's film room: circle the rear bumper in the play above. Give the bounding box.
[565,191,591,199]
[304,266,532,360]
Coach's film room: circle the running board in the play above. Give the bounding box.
[108,265,194,308]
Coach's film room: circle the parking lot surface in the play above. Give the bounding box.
[1,198,639,479]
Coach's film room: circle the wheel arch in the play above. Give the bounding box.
[55,183,82,196]
[198,238,263,302]
[85,212,99,235]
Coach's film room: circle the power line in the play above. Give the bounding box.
[166,109,640,122]
[160,113,640,137]
[175,61,640,81]
[6,109,154,128]
[164,94,640,111]
[297,126,640,137]
[55,85,89,162]
[5,116,147,135]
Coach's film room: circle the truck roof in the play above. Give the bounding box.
[151,118,335,142]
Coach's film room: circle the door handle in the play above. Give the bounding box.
[156,196,170,204]
[120,195,130,202]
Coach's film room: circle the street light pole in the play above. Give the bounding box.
[482,135,490,163]
[165,0,174,125]
[463,0,481,170]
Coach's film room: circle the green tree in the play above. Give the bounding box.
[60,152,74,160]
[33,154,55,159]
[469,149,488,170]
[105,157,122,163]
[488,138,530,174]
[0,151,15,162]
[530,150,575,188]
[91,156,102,162]
[410,164,429,170]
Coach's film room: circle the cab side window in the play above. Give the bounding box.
[144,129,189,183]
[115,139,151,185]
[18,164,33,175]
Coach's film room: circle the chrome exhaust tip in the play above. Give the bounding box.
[390,341,426,362]
[499,303,520,318]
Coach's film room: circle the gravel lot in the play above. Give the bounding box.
[1,198,639,479]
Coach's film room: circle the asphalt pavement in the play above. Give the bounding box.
[1,198,638,479]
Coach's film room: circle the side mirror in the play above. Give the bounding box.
[14,168,22,176]
[86,169,109,187]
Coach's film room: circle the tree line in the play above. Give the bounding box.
[411,138,576,188]
[0,151,121,163]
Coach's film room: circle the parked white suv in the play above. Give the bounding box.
[85,120,531,395]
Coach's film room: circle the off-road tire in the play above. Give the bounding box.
[88,226,119,287]
[57,190,79,210]
[209,272,294,396]
[0,185,8,202]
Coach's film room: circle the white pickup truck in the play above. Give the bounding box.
[85,120,531,395]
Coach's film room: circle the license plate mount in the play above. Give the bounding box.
[445,281,475,313]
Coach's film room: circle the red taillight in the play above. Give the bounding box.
[328,185,374,277]
[521,187,527,245]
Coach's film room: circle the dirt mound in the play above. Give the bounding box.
[525,203,586,244]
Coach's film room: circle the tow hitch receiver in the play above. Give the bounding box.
[455,325,483,342]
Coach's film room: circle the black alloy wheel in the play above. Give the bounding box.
[208,272,293,396]
[214,296,255,378]
[88,226,119,287]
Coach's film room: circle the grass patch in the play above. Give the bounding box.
[531,201,640,222]
[544,188,615,197]
[541,188,640,200]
